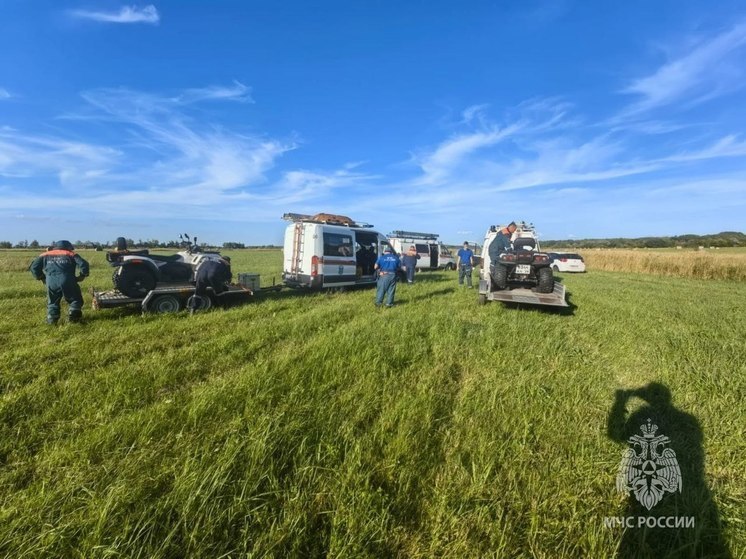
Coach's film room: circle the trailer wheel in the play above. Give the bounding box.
[478,293,488,305]
[186,294,212,312]
[492,264,508,290]
[114,267,156,298]
[552,265,559,272]
[150,294,183,313]
[537,267,554,293]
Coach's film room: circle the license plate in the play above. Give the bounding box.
[515,264,531,275]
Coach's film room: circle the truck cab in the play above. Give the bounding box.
[282,213,393,290]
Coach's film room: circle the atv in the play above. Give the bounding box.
[106,234,225,298]
[488,223,554,294]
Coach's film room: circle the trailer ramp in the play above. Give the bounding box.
[479,281,568,308]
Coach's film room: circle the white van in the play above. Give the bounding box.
[387,231,455,270]
[282,213,394,290]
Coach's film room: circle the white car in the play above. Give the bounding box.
[549,252,586,273]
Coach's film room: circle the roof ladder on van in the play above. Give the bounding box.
[291,222,304,274]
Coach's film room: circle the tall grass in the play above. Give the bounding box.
[0,249,744,557]
[574,249,746,281]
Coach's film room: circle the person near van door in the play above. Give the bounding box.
[189,257,232,313]
[356,244,376,275]
[29,240,90,324]
[456,241,475,288]
[401,245,420,284]
[374,246,401,307]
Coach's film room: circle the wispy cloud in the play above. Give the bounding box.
[345,96,746,224]
[621,22,746,115]
[414,123,522,185]
[662,134,746,162]
[0,127,120,185]
[70,4,160,25]
[175,81,253,104]
[0,88,11,99]
[0,84,378,223]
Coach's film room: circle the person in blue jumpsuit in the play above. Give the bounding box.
[29,240,90,324]
[374,245,401,307]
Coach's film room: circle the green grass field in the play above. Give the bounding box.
[1,249,744,558]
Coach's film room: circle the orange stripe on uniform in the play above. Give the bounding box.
[40,250,75,257]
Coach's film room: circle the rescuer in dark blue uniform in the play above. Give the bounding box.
[189,257,232,312]
[374,245,401,307]
[29,240,90,324]
[488,221,517,262]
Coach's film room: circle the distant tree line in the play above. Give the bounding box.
[542,231,746,249]
[3,231,743,251]
[0,239,281,250]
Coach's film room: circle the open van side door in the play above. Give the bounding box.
[320,229,358,285]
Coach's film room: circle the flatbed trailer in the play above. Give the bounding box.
[477,278,568,308]
[91,282,258,313]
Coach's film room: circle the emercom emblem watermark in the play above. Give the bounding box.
[616,418,682,510]
[604,418,694,529]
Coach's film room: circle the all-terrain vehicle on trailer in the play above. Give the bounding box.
[106,235,226,298]
[490,222,554,293]
[478,222,567,307]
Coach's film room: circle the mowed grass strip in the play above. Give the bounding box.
[0,249,744,558]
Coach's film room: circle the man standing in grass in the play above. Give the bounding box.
[374,245,401,307]
[29,240,89,324]
[401,245,420,284]
[457,241,475,288]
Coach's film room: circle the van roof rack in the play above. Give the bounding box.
[388,230,439,240]
[282,212,374,228]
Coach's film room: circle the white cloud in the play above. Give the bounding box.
[0,128,121,186]
[0,88,10,99]
[0,84,381,223]
[662,135,746,163]
[415,124,522,184]
[460,104,490,126]
[175,81,253,104]
[70,5,160,24]
[621,22,746,114]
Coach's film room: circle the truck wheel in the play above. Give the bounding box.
[493,264,508,290]
[478,293,487,305]
[150,294,182,313]
[446,263,455,271]
[114,267,156,298]
[537,267,554,293]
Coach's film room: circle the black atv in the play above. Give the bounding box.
[106,235,224,298]
[490,236,554,294]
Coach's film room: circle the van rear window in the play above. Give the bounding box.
[324,233,353,257]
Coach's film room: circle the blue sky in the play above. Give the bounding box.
[1,0,745,245]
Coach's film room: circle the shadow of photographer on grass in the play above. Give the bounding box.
[607,382,731,559]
